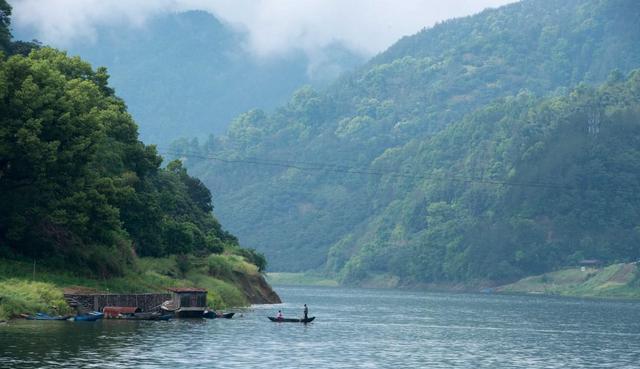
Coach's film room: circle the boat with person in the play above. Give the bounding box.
[268,316,315,323]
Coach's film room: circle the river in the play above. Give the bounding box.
[1,285,639,368]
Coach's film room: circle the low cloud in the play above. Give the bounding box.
[12,0,514,57]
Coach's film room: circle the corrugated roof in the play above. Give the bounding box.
[167,287,207,293]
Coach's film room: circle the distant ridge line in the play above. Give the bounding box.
[157,148,638,195]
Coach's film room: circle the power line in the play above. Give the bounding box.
[156,148,638,195]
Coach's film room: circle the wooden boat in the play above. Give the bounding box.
[120,312,173,321]
[103,306,141,318]
[268,316,315,323]
[72,311,104,321]
[25,312,72,321]
[202,310,216,319]
[203,311,235,319]
[121,312,173,321]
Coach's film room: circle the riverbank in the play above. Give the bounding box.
[266,272,339,287]
[0,254,280,321]
[356,263,640,299]
[267,263,640,300]
[497,263,640,299]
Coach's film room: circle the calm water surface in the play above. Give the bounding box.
[1,286,639,368]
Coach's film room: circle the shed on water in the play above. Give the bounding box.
[162,287,207,317]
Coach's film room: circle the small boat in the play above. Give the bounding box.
[25,312,72,321]
[103,306,141,318]
[120,312,173,321]
[203,311,235,319]
[72,311,104,322]
[268,316,315,323]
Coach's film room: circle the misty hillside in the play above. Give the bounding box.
[174,0,640,284]
[15,10,364,144]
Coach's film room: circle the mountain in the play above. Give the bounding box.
[174,0,640,281]
[13,10,365,144]
[332,72,640,285]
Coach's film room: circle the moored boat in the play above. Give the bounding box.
[103,306,141,318]
[72,311,104,321]
[268,316,315,323]
[203,311,235,319]
[120,312,173,321]
[25,312,72,321]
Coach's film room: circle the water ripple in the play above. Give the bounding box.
[2,287,640,368]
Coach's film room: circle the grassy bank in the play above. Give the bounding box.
[0,279,73,321]
[498,263,640,299]
[264,264,640,301]
[266,272,339,287]
[0,253,264,320]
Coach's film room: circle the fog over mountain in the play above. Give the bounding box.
[10,1,513,143]
[12,0,514,58]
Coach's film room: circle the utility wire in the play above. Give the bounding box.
[156,148,637,195]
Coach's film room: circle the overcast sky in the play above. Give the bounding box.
[11,0,515,57]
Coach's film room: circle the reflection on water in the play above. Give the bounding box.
[2,286,639,368]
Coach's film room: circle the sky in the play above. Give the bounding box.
[11,0,515,58]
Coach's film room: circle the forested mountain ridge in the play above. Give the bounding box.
[331,72,640,285]
[0,2,267,281]
[176,0,640,282]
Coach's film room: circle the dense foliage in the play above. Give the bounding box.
[331,73,640,284]
[0,0,10,52]
[0,24,246,275]
[176,0,640,283]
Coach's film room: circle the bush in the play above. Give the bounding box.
[202,278,247,308]
[0,279,72,320]
[208,255,233,278]
[234,248,267,272]
[175,254,191,277]
[205,234,224,254]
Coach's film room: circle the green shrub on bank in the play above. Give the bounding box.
[0,279,72,320]
[0,254,261,314]
[208,255,234,279]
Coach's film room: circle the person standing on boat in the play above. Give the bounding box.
[303,304,308,320]
[276,310,283,320]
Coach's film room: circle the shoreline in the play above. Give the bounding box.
[0,256,280,321]
[267,263,640,301]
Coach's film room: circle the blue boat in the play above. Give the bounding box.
[72,311,104,321]
[25,312,71,321]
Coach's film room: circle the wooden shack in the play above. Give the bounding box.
[579,259,603,268]
[161,287,207,317]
